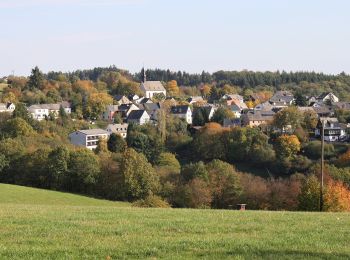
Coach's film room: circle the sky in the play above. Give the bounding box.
[0,0,349,76]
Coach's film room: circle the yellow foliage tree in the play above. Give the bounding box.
[324,180,350,212]
[201,84,211,98]
[88,92,113,119]
[166,80,179,97]
[245,100,254,109]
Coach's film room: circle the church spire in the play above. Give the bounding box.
[143,67,147,83]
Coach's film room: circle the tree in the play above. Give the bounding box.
[274,135,301,159]
[273,107,303,132]
[298,174,320,211]
[107,133,127,153]
[120,148,159,200]
[201,84,211,98]
[181,161,208,182]
[156,152,180,174]
[3,118,35,138]
[1,92,17,103]
[47,146,70,190]
[211,107,234,125]
[12,103,33,123]
[294,92,307,106]
[87,92,113,119]
[206,160,242,208]
[95,137,109,154]
[166,80,179,96]
[68,149,100,193]
[27,66,44,90]
[302,110,318,131]
[324,180,350,212]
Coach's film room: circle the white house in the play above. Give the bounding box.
[315,118,347,142]
[69,129,109,150]
[106,123,128,138]
[140,81,166,99]
[170,105,192,124]
[0,102,15,114]
[28,102,71,121]
[127,110,150,125]
[317,92,339,103]
[28,105,49,120]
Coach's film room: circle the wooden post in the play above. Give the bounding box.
[320,119,325,212]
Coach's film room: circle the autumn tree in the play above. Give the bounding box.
[273,106,303,132]
[206,159,242,208]
[274,135,301,159]
[298,174,320,211]
[166,80,179,96]
[324,180,350,212]
[87,92,113,119]
[120,148,160,200]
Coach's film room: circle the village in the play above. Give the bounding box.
[1,75,348,150]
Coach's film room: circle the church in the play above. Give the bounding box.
[139,69,166,98]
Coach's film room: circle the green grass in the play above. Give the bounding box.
[0,184,350,259]
[0,183,129,207]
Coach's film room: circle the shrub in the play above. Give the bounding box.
[132,194,170,208]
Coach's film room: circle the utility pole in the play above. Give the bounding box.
[320,119,325,211]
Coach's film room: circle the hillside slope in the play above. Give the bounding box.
[0,183,128,207]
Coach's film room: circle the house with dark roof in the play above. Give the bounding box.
[138,103,161,121]
[223,118,241,128]
[241,110,275,127]
[127,110,150,125]
[269,91,294,108]
[170,105,192,124]
[317,92,339,103]
[0,102,15,114]
[315,118,347,142]
[114,95,131,105]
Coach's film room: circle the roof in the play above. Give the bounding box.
[77,129,109,135]
[28,102,71,111]
[245,110,275,121]
[127,109,149,120]
[106,123,128,133]
[139,103,161,112]
[254,101,273,111]
[332,102,350,110]
[170,105,191,114]
[140,81,165,91]
[317,92,335,100]
[223,118,241,128]
[0,102,14,110]
[270,91,294,103]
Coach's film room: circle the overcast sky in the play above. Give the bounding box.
[1,0,349,76]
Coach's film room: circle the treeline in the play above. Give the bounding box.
[135,69,350,87]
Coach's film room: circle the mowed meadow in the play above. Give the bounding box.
[0,184,349,259]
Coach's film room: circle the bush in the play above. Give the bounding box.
[132,194,170,208]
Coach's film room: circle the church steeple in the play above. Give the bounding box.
[143,67,147,83]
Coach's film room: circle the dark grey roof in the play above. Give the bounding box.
[246,110,275,121]
[170,105,190,114]
[270,91,294,103]
[127,110,148,120]
[139,103,160,112]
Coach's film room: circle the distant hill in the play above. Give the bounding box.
[0,183,129,207]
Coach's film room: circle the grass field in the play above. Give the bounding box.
[0,184,350,259]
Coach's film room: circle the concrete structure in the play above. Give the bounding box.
[69,129,109,150]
